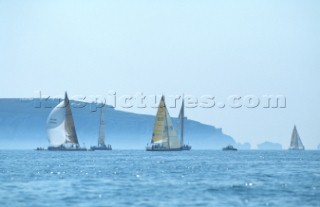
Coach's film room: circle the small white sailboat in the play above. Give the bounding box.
[289,125,305,150]
[90,106,112,151]
[178,98,191,150]
[146,96,182,151]
[46,92,86,151]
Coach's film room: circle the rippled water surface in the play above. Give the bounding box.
[0,150,319,207]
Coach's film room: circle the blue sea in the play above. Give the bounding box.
[0,150,319,207]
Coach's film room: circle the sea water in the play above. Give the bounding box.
[0,150,319,207]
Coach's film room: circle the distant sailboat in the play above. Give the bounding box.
[146,96,182,151]
[90,107,112,151]
[289,125,305,150]
[46,92,86,151]
[178,98,191,150]
[222,145,237,151]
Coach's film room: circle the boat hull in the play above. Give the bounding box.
[222,145,238,151]
[146,145,191,151]
[146,147,183,151]
[47,146,87,151]
[181,145,192,151]
[222,149,237,151]
[90,146,112,151]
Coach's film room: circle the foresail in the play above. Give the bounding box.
[47,101,67,146]
[297,136,304,149]
[98,107,105,146]
[295,129,304,149]
[165,109,180,149]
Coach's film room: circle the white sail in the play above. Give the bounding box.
[151,96,180,149]
[289,125,305,150]
[178,99,184,147]
[47,101,67,146]
[165,109,180,149]
[47,93,78,146]
[98,107,105,146]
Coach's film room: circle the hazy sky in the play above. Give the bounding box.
[1,0,320,149]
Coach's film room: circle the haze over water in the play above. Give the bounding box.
[1,1,320,206]
[1,0,320,148]
[1,150,319,207]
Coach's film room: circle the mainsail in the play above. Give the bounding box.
[178,99,184,147]
[98,107,106,147]
[151,96,180,149]
[289,125,305,150]
[47,93,79,146]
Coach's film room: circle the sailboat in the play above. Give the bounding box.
[146,96,182,151]
[289,125,305,150]
[178,98,191,150]
[46,92,86,151]
[90,107,112,151]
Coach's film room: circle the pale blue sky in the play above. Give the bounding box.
[1,0,320,148]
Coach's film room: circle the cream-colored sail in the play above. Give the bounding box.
[151,96,168,145]
[47,93,78,146]
[98,107,105,146]
[151,96,180,149]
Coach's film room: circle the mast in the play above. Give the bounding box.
[164,97,170,149]
[98,107,105,146]
[290,126,297,149]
